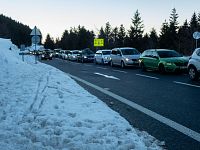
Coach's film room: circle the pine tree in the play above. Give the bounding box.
[111,27,119,48]
[149,28,159,49]
[104,22,112,48]
[128,10,144,49]
[159,20,170,48]
[118,24,126,47]
[44,34,55,50]
[60,30,69,49]
[190,12,198,33]
[169,8,179,50]
[178,20,192,54]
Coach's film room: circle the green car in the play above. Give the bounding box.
[139,49,189,73]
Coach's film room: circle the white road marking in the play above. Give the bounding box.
[112,69,127,73]
[96,67,108,70]
[103,88,110,90]
[136,74,159,80]
[68,73,200,143]
[174,81,200,88]
[94,72,120,80]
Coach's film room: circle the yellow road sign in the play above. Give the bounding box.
[94,39,104,47]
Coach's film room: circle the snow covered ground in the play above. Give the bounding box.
[0,38,165,150]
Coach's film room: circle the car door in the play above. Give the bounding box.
[111,50,117,65]
[150,51,160,69]
[116,50,122,65]
[142,51,151,68]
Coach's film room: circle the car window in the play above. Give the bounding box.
[121,49,140,55]
[152,51,158,57]
[111,50,117,55]
[157,50,182,58]
[117,50,121,55]
[102,51,111,55]
[196,49,200,56]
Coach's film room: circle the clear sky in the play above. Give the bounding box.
[1,0,200,40]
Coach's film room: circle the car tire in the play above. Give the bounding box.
[121,61,125,68]
[101,59,104,65]
[140,62,146,71]
[94,59,97,64]
[110,60,113,67]
[159,64,165,74]
[188,66,199,81]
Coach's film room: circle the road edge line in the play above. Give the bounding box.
[68,73,200,143]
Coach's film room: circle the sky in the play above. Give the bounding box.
[1,0,200,41]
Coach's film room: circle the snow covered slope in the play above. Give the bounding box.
[0,38,164,150]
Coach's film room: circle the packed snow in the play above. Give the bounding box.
[0,38,164,150]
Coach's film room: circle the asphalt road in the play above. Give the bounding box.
[42,58,200,150]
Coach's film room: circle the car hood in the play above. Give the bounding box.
[160,57,188,63]
[123,54,140,59]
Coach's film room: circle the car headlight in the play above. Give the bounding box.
[125,58,129,61]
[166,62,173,65]
[84,56,87,59]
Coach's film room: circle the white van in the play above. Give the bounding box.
[110,47,140,68]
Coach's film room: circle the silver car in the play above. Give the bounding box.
[68,50,79,61]
[110,47,140,68]
[188,48,200,80]
[94,49,111,65]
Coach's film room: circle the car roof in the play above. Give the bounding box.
[112,47,137,51]
[144,49,175,52]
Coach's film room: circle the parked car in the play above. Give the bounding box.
[187,48,200,80]
[110,47,140,68]
[68,50,79,61]
[139,49,188,73]
[61,50,70,60]
[77,48,94,63]
[53,49,61,58]
[94,49,111,65]
[41,50,53,60]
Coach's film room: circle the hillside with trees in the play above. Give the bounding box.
[0,14,31,47]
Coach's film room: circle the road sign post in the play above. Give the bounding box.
[193,31,200,48]
[30,26,42,64]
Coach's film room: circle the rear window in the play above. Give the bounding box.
[121,49,140,55]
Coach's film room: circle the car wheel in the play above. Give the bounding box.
[101,59,104,65]
[121,61,125,68]
[110,60,113,67]
[159,64,165,74]
[188,66,199,80]
[140,62,146,71]
[94,59,97,64]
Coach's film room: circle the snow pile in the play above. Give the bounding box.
[0,38,164,149]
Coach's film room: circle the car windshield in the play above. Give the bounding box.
[102,51,111,55]
[121,49,140,55]
[72,51,79,54]
[83,50,94,55]
[157,50,182,58]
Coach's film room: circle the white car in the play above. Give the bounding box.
[68,50,79,61]
[188,48,200,80]
[110,47,140,68]
[94,49,111,64]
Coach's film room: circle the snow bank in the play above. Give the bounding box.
[0,38,164,149]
